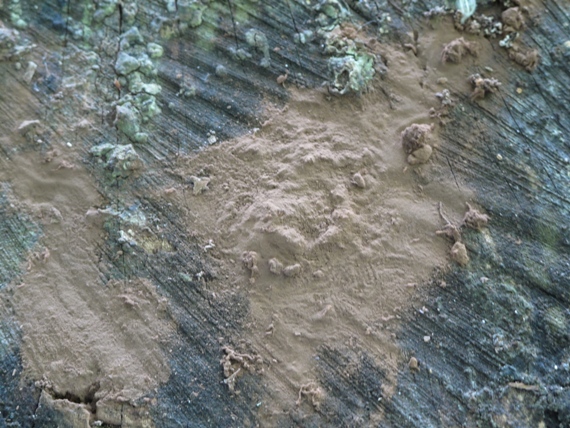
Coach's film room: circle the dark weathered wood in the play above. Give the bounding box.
[0,0,569,426]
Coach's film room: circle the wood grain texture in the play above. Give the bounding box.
[0,0,569,426]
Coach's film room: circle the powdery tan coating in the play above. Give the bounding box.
[2,17,514,425]
[401,123,433,165]
[469,73,502,100]
[0,64,174,421]
[296,382,325,410]
[509,48,540,72]
[408,356,419,371]
[502,7,525,32]
[283,263,302,277]
[220,346,263,392]
[436,202,468,266]
[407,144,433,165]
[162,21,506,414]
[450,241,469,266]
[37,391,91,428]
[0,152,174,406]
[462,202,490,230]
[441,37,479,63]
[190,175,210,195]
[169,58,475,417]
[351,172,366,188]
[435,223,462,242]
[242,251,259,283]
[401,123,434,154]
[268,258,284,275]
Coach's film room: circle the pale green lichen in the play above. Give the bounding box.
[230,47,252,61]
[134,93,161,119]
[115,102,141,138]
[99,204,147,227]
[134,132,149,143]
[8,0,27,28]
[128,72,162,94]
[100,204,172,252]
[324,32,376,95]
[245,29,270,68]
[293,30,315,45]
[157,19,179,40]
[314,0,350,30]
[107,16,164,143]
[120,27,144,48]
[137,54,156,77]
[0,26,35,61]
[328,54,375,94]
[178,0,207,29]
[90,143,143,178]
[0,28,19,60]
[177,83,197,98]
[189,176,210,195]
[121,0,139,24]
[147,43,164,58]
[93,0,118,22]
[115,52,140,75]
[377,13,392,35]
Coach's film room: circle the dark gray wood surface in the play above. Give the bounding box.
[1,0,569,426]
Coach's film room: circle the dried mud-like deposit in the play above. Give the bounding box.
[0,148,174,416]
[2,0,541,423]
[166,36,485,411]
[0,61,174,424]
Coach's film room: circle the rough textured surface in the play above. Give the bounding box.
[0,0,569,427]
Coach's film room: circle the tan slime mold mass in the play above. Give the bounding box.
[451,241,470,266]
[2,12,509,424]
[502,7,525,33]
[0,152,174,407]
[169,39,478,421]
[441,37,479,63]
[401,123,435,165]
[0,67,174,421]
